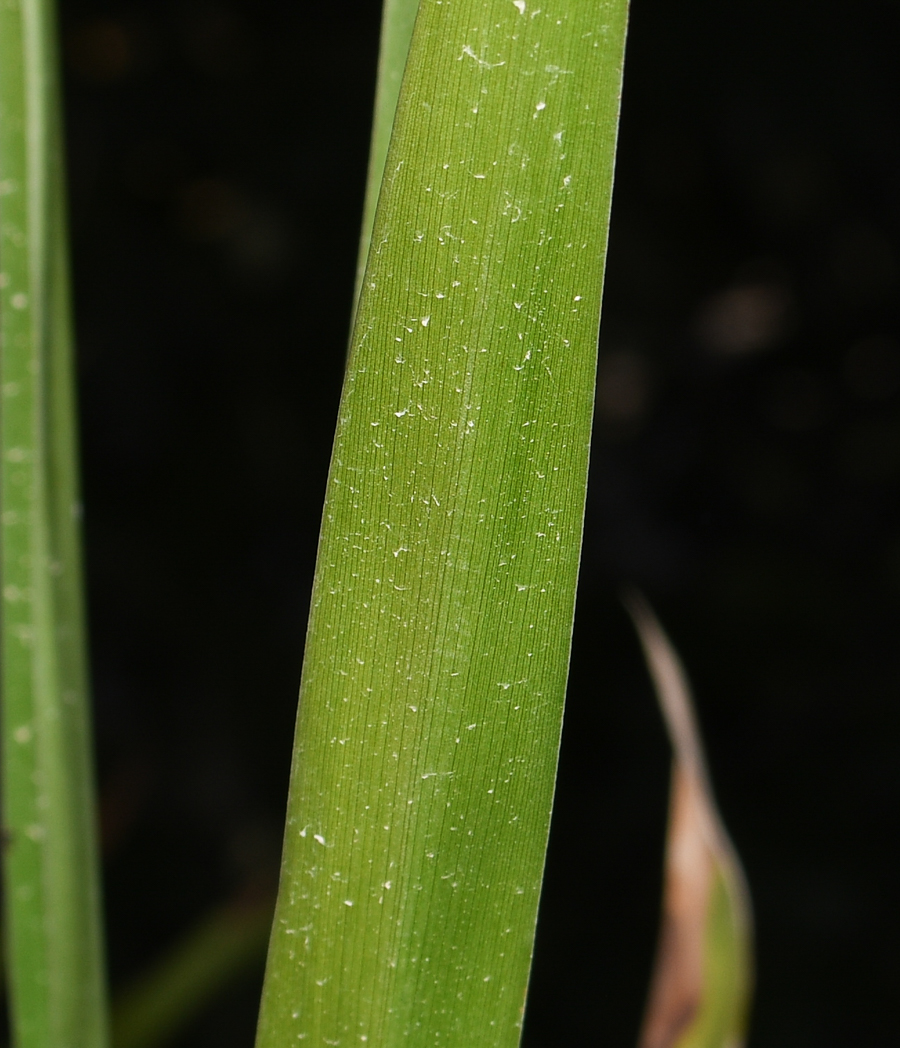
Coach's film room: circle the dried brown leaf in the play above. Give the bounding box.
[625,592,753,1048]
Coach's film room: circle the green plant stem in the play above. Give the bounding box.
[0,1,109,1045]
[256,2,629,1046]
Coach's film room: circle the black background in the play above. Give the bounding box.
[48,0,900,1045]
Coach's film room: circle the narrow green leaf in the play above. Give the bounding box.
[625,594,753,1048]
[353,0,420,306]
[112,898,274,1048]
[0,1,109,1045]
[256,2,629,1046]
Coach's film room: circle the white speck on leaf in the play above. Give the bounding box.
[459,44,506,69]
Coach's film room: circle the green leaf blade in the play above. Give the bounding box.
[0,1,109,1045]
[257,2,628,1046]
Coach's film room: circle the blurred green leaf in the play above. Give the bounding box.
[0,1,108,1045]
[112,898,274,1048]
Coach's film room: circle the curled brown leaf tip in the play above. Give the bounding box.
[624,590,753,1048]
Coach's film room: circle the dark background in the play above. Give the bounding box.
[51,0,899,1045]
